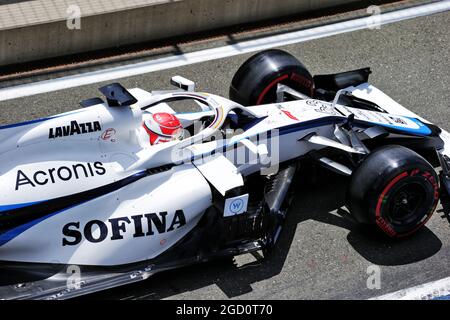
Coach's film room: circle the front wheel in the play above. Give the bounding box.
[229,49,314,106]
[346,145,439,238]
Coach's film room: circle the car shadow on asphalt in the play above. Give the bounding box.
[88,167,443,300]
[296,169,443,267]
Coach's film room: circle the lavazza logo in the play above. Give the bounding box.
[48,120,102,139]
[15,162,106,190]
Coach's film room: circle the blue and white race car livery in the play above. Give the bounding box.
[1,50,449,299]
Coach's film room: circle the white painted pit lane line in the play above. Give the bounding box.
[0,1,449,102]
[371,276,450,300]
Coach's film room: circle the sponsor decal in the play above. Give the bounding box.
[281,110,299,121]
[224,194,249,217]
[49,120,102,139]
[275,105,300,120]
[229,199,244,214]
[308,102,339,116]
[315,106,334,114]
[15,162,106,190]
[101,128,116,141]
[62,210,186,246]
[306,99,321,107]
[388,116,407,125]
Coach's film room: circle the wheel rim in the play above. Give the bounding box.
[379,172,438,234]
[387,182,428,225]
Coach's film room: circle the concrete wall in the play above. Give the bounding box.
[0,0,359,66]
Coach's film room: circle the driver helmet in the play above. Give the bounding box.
[143,112,184,145]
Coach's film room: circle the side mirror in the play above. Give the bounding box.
[170,76,195,92]
[99,83,138,107]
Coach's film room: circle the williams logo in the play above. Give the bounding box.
[15,162,106,190]
[49,120,102,139]
[62,210,186,246]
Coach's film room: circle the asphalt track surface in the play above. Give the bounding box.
[0,9,449,300]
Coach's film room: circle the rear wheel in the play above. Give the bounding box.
[229,49,314,105]
[346,145,439,238]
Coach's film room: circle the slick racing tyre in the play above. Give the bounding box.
[346,145,439,238]
[229,49,314,105]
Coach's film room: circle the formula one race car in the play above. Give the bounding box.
[1,49,450,299]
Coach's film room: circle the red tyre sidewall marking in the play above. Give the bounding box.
[290,73,314,97]
[422,171,440,201]
[398,171,439,238]
[256,74,289,105]
[375,172,408,237]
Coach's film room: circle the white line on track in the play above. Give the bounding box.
[0,1,449,101]
[371,276,450,300]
